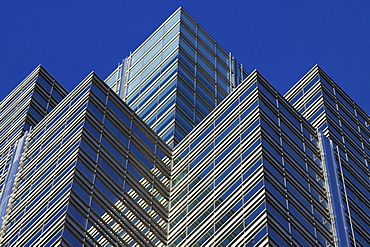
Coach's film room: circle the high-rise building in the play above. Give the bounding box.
[0,66,68,228]
[285,66,370,247]
[105,8,247,148]
[0,7,368,247]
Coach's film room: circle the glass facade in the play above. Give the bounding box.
[169,71,333,246]
[0,73,171,246]
[286,65,370,246]
[0,8,368,247]
[105,7,248,148]
[0,66,67,228]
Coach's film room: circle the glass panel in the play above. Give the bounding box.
[165,11,180,31]
[198,43,215,65]
[181,12,196,31]
[162,37,179,59]
[36,76,52,93]
[216,47,229,66]
[164,23,180,44]
[198,57,215,80]
[195,97,210,116]
[145,27,163,52]
[179,39,196,60]
[143,41,162,65]
[178,78,194,103]
[180,25,196,46]
[198,29,215,51]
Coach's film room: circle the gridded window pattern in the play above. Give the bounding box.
[105,7,248,148]
[0,73,171,247]
[0,72,93,247]
[0,66,67,228]
[1,8,369,247]
[1,64,366,247]
[169,70,334,247]
[286,65,370,246]
[0,66,67,153]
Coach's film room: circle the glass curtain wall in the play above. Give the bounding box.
[0,66,67,230]
[286,65,370,247]
[169,71,334,246]
[105,7,248,148]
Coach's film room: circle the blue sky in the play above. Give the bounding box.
[1,1,369,113]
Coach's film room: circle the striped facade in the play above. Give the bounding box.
[105,8,247,148]
[0,7,368,247]
[286,66,370,246]
[0,66,67,228]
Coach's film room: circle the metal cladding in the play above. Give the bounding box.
[0,8,368,247]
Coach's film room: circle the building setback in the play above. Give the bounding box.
[0,7,368,247]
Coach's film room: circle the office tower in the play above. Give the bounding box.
[0,7,368,247]
[168,69,338,246]
[0,66,67,227]
[105,8,247,148]
[0,72,172,246]
[286,66,370,246]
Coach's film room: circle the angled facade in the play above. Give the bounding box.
[168,70,335,246]
[105,8,247,148]
[0,7,369,247]
[285,67,370,246]
[0,66,68,227]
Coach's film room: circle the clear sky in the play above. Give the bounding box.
[1,1,369,114]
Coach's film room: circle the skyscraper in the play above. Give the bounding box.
[0,66,67,228]
[285,66,370,246]
[105,8,247,148]
[0,7,368,247]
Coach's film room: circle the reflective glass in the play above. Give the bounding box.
[162,37,179,59]
[126,162,143,182]
[165,11,180,31]
[215,100,238,125]
[84,120,100,141]
[216,47,229,65]
[216,158,240,185]
[98,157,124,187]
[195,97,210,116]
[216,117,238,144]
[198,29,215,51]
[180,25,196,46]
[164,23,180,44]
[198,57,214,80]
[181,12,196,31]
[198,43,215,65]
[63,228,82,246]
[36,76,52,93]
